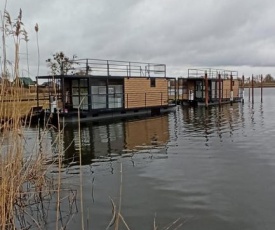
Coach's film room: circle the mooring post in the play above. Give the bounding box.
[248,77,251,102]
[230,73,233,105]
[218,72,222,105]
[261,74,263,103]
[177,78,179,104]
[205,71,208,108]
[252,75,254,104]
[242,75,245,103]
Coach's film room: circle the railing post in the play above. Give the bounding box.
[107,60,110,76]
[86,59,89,75]
[161,92,163,106]
[145,93,147,107]
[129,62,131,77]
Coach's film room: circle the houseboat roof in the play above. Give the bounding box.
[37,58,169,79]
[188,68,238,79]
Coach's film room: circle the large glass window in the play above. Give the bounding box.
[91,86,107,109]
[108,85,123,108]
[90,80,123,110]
[72,79,88,110]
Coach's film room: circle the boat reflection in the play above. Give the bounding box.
[49,115,170,167]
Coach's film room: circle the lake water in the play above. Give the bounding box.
[27,88,275,229]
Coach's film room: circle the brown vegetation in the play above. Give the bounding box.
[1,7,78,229]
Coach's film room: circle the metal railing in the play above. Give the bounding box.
[61,58,166,78]
[188,68,238,79]
[174,88,241,101]
[44,92,174,113]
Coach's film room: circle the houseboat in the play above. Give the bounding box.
[176,68,244,106]
[36,59,177,124]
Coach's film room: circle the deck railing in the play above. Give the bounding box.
[61,58,166,78]
[174,88,240,101]
[188,68,238,79]
[41,92,175,113]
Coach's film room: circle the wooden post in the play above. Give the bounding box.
[242,75,245,103]
[248,77,250,102]
[251,74,254,104]
[176,78,179,104]
[205,71,208,108]
[218,73,221,105]
[182,79,185,101]
[230,73,233,105]
[261,74,263,103]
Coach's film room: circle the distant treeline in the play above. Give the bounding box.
[243,82,275,88]
[242,74,275,87]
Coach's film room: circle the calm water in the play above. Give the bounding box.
[26,88,275,229]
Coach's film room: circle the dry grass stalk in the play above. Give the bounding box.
[1,7,77,229]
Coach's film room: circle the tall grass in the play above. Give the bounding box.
[0,7,77,229]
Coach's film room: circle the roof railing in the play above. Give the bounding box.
[61,58,166,78]
[188,68,238,79]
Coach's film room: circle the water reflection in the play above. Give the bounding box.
[20,89,275,229]
[49,115,170,167]
[179,104,243,146]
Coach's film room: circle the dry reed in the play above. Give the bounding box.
[1,7,77,229]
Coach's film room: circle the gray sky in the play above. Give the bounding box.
[2,0,275,79]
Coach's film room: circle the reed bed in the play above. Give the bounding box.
[0,81,78,229]
[0,6,77,229]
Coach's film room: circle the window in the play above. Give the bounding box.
[150,78,156,87]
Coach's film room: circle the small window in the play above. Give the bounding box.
[150,78,156,87]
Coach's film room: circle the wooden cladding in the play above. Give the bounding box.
[223,80,239,98]
[124,78,168,109]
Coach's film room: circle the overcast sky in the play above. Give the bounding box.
[1,0,275,79]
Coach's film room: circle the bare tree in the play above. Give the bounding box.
[46,51,75,75]
[264,74,274,82]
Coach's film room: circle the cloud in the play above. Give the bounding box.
[2,0,275,78]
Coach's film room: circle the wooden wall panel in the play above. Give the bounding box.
[223,80,240,98]
[124,78,168,109]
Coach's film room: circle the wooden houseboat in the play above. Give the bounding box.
[176,68,244,106]
[36,59,177,123]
